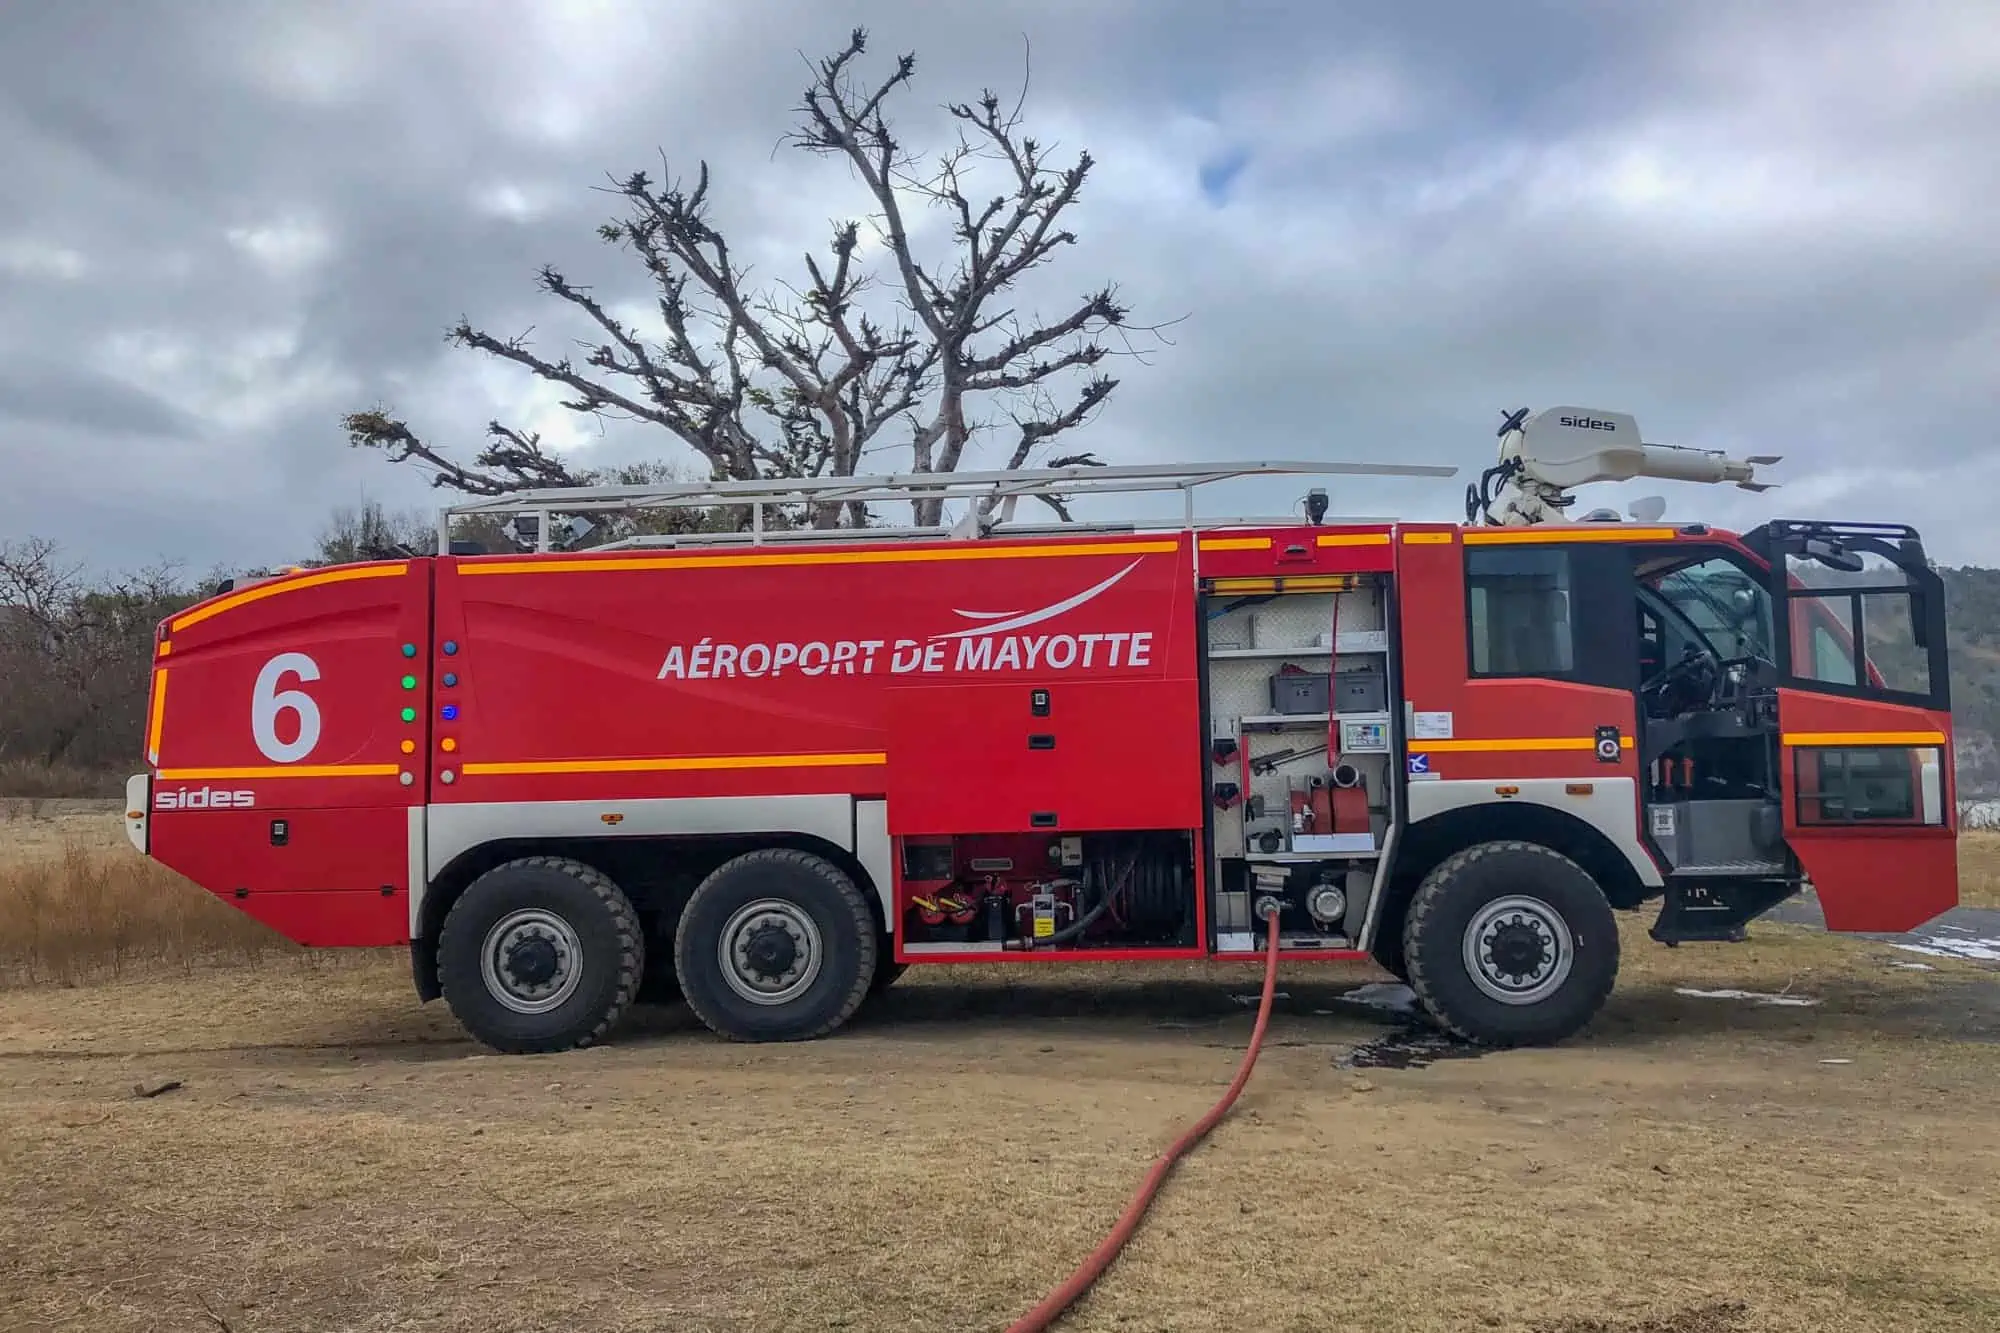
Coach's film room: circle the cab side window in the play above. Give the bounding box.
[1467,547,1575,677]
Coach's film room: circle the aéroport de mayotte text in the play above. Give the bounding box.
[657,632,1156,680]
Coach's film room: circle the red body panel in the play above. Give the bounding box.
[150,805,410,945]
[885,679,1202,835]
[428,533,1196,805]
[142,562,428,947]
[1394,530,1641,784]
[1775,687,1956,931]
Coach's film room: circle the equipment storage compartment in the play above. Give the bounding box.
[885,679,1202,835]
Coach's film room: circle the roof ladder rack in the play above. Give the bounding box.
[435,458,1458,554]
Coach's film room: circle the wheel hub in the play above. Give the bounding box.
[742,920,800,980]
[718,899,824,1007]
[1462,895,1575,1007]
[505,934,561,987]
[480,909,584,1015]
[1486,920,1551,982]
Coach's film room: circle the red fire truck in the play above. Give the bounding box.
[124,407,1958,1054]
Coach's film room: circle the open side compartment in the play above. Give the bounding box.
[1201,572,1395,956]
[892,829,1205,961]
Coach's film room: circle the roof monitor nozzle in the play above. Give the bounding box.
[1304,487,1330,525]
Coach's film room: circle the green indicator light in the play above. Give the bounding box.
[401,707,417,723]
[401,675,418,690]
[401,643,417,658]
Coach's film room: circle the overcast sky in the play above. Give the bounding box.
[2,0,1995,577]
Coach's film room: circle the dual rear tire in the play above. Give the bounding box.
[439,849,879,1053]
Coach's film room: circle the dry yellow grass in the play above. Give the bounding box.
[0,802,291,985]
[1956,830,2000,907]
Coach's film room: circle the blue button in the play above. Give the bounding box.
[401,643,417,658]
[440,704,459,721]
[442,640,459,656]
[442,673,458,687]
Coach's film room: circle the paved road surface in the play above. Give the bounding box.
[1768,890,2000,967]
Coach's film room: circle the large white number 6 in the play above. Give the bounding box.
[252,652,323,764]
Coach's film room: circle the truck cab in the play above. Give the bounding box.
[1629,520,1954,937]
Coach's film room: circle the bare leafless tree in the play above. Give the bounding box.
[0,539,192,773]
[344,28,1159,529]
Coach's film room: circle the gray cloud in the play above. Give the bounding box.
[0,0,1994,577]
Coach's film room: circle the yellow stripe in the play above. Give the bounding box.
[156,639,171,659]
[460,539,1178,576]
[461,751,888,777]
[1401,531,1455,545]
[1208,574,1359,595]
[1463,527,1678,545]
[155,764,404,780]
[1316,533,1392,547]
[1198,537,1270,552]
[145,668,169,764]
[1783,730,1947,748]
[1417,736,1635,754]
[170,564,409,632]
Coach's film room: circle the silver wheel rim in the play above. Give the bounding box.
[718,898,823,1006]
[480,908,584,1015]
[1462,895,1574,1006]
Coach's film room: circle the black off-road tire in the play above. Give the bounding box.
[674,849,877,1042]
[1369,885,1413,983]
[437,856,645,1055]
[1403,840,1618,1047]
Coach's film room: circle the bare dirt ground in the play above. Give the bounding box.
[3,808,1998,1333]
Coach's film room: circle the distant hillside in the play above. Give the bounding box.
[1941,567,2000,796]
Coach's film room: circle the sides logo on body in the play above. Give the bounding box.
[155,787,256,810]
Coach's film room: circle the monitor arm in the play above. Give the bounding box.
[1467,406,1781,527]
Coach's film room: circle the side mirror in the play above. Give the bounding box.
[1802,536,1865,574]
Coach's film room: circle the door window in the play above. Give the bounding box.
[1785,549,1932,699]
[1467,547,1573,676]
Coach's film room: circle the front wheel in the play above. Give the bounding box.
[1403,840,1618,1047]
[674,849,877,1042]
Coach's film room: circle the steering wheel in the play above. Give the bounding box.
[1642,645,1721,712]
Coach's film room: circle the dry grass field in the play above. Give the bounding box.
[2,804,1998,1333]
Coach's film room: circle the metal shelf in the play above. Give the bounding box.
[1244,850,1378,863]
[1209,645,1389,662]
[1240,710,1391,729]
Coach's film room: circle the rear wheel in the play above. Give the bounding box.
[674,849,877,1042]
[437,856,645,1054]
[1403,840,1618,1047]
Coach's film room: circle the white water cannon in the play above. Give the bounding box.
[1469,405,1782,527]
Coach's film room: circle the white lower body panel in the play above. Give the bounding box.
[415,795,894,936]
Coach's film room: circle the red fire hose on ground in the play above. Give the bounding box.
[1003,909,1284,1333]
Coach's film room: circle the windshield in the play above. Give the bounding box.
[1648,556,1774,661]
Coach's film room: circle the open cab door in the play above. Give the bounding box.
[1743,521,1957,932]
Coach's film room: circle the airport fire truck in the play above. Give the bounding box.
[125,407,1958,1053]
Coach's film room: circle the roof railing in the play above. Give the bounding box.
[434,459,1457,554]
